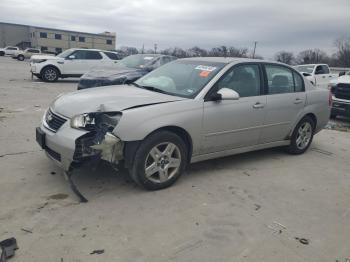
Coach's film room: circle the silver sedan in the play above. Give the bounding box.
[36,58,331,190]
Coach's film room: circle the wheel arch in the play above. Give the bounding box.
[304,113,317,129]
[287,112,318,140]
[123,125,193,169]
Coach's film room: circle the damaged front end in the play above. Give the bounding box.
[71,112,124,166]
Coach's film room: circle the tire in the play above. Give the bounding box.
[130,131,188,190]
[41,67,59,82]
[286,116,315,154]
[17,55,24,61]
[0,51,4,56]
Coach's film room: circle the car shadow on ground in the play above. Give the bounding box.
[67,147,287,202]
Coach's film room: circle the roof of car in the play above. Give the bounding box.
[181,57,267,64]
[69,48,118,53]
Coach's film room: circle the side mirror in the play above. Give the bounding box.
[211,88,240,101]
[217,88,240,100]
[302,72,312,77]
[67,55,75,60]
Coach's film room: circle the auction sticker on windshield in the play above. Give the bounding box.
[195,65,217,71]
[199,70,210,77]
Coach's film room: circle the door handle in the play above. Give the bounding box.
[294,98,303,104]
[253,102,264,109]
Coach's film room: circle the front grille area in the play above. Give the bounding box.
[46,146,61,162]
[45,110,67,132]
[334,83,350,100]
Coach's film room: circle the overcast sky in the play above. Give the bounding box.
[1,0,349,58]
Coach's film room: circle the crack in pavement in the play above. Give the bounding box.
[0,150,41,158]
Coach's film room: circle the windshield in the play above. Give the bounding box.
[118,54,158,68]
[56,49,75,58]
[135,60,225,98]
[295,65,314,74]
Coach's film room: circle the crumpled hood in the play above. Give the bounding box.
[51,85,186,118]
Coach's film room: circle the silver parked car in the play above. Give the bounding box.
[36,58,331,190]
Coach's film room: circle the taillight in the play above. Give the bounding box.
[328,91,332,107]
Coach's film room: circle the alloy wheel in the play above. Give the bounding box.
[296,122,312,150]
[44,69,57,81]
[144,142,181,183]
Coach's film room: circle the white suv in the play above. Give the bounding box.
[30,48,120,82]
[12,48,41,61]
[0,46,20,56]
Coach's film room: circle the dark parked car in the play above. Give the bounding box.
[77,54,177,90]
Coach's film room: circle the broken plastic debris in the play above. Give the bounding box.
[0,237,19,260]
[90,132,123,163]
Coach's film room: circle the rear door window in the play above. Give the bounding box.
[265,65,294,94]
[315,65,325,75]
[103,52,119,60]
[73,50,102,60]
[321,65,330,74]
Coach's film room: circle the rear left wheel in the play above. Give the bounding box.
[286,116,314,154]
[131,131,188,190]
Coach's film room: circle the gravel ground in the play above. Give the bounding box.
[0,56,350,262]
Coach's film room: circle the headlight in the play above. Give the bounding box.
[70,112,122,130]
[71,114,95,129]
[31,59,47,63]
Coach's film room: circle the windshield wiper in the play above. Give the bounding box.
[129,82,141,87]
[130,83,167,94]
[139,85,168,94]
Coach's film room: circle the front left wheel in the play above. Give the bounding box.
[41,67,59,82]
[131,131,188,190]
[17,55,25,61]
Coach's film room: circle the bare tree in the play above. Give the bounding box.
[208,46,247,57]
[274,51,295,65]
[187,46,208,57]
[209,46,226,57]
[296,49,329,64]
[161,47,187,58]
[334,35,350,67]
[228,47,248,57]
[116,46,138,58]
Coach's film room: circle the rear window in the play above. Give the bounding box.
[118,55,158,68]
[103,52,119,60]
[29,49,40,53]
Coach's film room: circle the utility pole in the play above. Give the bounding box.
[252,41,258,59]
[154,43,157,54]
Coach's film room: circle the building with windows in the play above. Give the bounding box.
[0,22,116,53]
